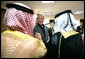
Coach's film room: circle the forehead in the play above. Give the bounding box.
[37,15,44,18]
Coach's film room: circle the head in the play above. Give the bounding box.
[54,10,78,33]
[4,3,35,36]
[36,13,45,26]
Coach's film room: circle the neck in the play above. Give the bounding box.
[37,23,44,27]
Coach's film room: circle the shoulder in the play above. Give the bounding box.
[44,25,48,28]
[44,25,49,30]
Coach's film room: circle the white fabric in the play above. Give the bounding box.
[54,13,78,33]
[14,3,31,9]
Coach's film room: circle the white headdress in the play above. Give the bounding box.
[54,10,78,33]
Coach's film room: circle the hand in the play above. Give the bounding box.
[35,33,42,40]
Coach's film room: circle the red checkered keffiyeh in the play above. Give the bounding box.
[1,3,47,58]
[4,8,35,36]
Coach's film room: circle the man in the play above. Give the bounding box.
[1,3,47,58]
[52,10,83,58]
[33,13,50,47]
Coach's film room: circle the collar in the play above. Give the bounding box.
[37,23,44,27]
[61,30,78,39]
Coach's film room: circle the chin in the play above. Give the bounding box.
[40,24,42,26]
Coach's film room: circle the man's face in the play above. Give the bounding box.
[37,15,44,26]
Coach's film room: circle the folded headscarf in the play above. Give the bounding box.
[54,10,79,33]
[1,3,47,58]
[4,3,36,36]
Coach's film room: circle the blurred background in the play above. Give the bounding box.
[1,1,84,33]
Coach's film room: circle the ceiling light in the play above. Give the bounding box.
[41,1,55,3]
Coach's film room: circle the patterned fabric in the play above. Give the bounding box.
[1,34,21,58]
[4,8,35,36]
[1,30,47,58]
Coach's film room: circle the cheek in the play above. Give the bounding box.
[38,20,43,22]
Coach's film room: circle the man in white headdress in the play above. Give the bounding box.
[52,10,83,58]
